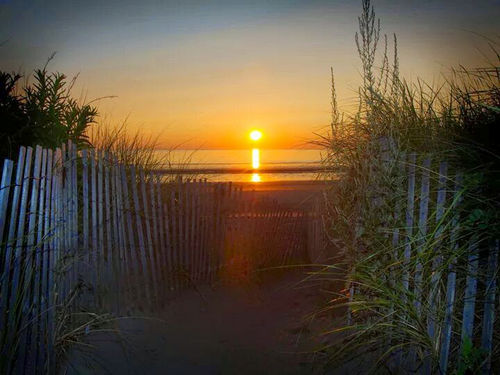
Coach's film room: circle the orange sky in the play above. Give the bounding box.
[1,1,498,149]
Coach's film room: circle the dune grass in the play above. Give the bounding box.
[87,120,197,182]
[316,0,499,373]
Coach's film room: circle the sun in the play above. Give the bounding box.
[249,130,262,141]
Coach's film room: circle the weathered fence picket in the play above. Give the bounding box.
[0,159,13,247]
[481,240,499,374]
[0,143,315,373]
[460,239,480,356]
[19,145,42,372]
[424,161,448,374]
[346,149,499,374]
[438,173,463,374]
[402,153,417,296]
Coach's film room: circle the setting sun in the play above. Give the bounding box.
[250,130,262,141]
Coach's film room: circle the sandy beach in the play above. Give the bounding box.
[60,270,344,375]
[58,180,342,375]
[235,180,331,209]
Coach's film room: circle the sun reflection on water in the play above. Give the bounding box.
[252,148,260,169]
[251,173,261,182]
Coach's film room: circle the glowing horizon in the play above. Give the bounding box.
[0,1,497,150]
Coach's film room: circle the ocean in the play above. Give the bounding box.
[155,149,323,182]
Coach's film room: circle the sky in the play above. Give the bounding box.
[0,0,499,149]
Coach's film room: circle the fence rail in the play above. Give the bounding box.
[0,142,311,374]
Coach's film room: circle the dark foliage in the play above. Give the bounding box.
[0,72,32,161]
[0,67,98,162]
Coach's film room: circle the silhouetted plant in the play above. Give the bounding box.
[0,72,32,161]
[0,57,99,161]
[23,66,98,149]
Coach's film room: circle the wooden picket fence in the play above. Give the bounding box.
[346,152,499,374]
[0,142,310,374]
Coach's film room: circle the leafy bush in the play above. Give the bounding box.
[0,58,98,161]
[0,72,32,161]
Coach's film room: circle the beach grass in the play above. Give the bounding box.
[316,0,499,372]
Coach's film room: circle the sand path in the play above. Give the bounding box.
[61,271,341,375]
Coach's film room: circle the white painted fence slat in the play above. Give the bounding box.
[109,156,123,312]
[155,179,167,291]
[70,142,78,296]
[19,145,42,372]
[39,149,53,372]
[0,159,14,247]
[424,161,448,375]
[139,168,158,306]
[130,166,151,307]
[81,150,89,271]
[413,156,431,315]
[96,151,104,304]
[47,148,61,373]
[118,164,133,303]
[402,153,417,293]
[438,173,463,374]
[169,190,179,291]
[480,240,498,374]
[460,239,480,355]
[408,156,432,369]
[8,146,33,357]
[90,149,98,303]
